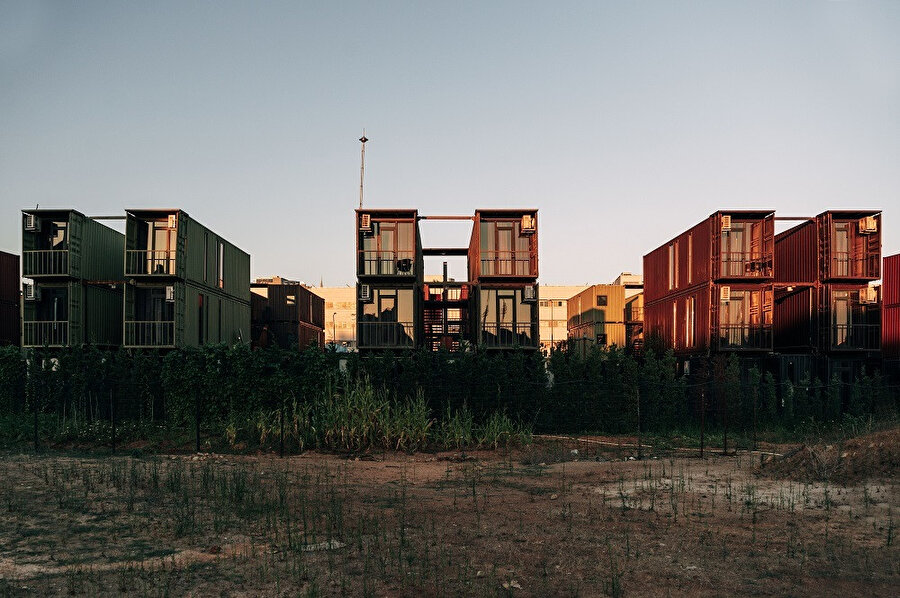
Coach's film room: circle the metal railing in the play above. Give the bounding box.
[358,251,416,276]
[23,321,69,347]
[22,250,69,276]
[830,252,878,279]
[126,250,176,276]
[479,322,536,348]
[626,306,644,321]
[719,253,772,277]
[831,324,880,351]
[480,251,534,277]
[357,321,414,348]
[718,325,772,350]
[125,321,175,347]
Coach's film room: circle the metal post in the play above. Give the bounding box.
[359,132,368,209]
[752,385,758,452]
[195,390,201,454]
[279,397,285,458]
[699,386,705,459]
[110,389,116,454]
[636,384,642,460]
[721,381,728,456]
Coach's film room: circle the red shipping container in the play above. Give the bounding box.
[0,251,19,305]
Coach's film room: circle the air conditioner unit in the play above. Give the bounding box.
[720,286,731,302]
[359,213,372,231]
[24,213,39,231]
[165,286,175,302]
[859,286,877,304]
[167,214,177,229]
[521,214,536,233]
[523,285,537,302]
[858,216,877,234]
[24,283,40,301]
[721,215,732,231]
[359,284,372,302]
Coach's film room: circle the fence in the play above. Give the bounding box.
[0,345,896,456]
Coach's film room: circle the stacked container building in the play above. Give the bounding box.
[355,208,539,351]
[21,210,124,348]
[773,210,881,382]
[0,251,20,347]
[123,209,250,348]
[251,277,325,350]
[643,210,776,362]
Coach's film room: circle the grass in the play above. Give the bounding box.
[0,443,896,596]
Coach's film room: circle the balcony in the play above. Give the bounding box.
[718,325,772,350]
[479,322,536,348]
[125,321,175,347]
[23,321,69,347]
[626,306,644,322]
[719,253,773,278]
[357,321,414,348]
[126,250,176,276]
[829,253,879,279]
[830,324,880,351]
[480,251,535,277]
[22,250,69,277]
[358,251,416,277]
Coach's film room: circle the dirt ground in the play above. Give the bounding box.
[0,435,897,597]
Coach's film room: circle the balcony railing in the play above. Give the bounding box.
[626,306,644,321]
[358,251,416,276]
[831,324,880,351]
[830,253,879,279]
[126,250,176,276]
[480,251,535,277]
[22,250,69,277]
[479,322,536,348]
[719,253,772,278]
[125,321,175,347]
[23,321,69,347]
[718,325,772,350]
[357,321,414,348]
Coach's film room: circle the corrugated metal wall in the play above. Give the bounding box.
[82,283,123,346]
[774,286,815,350]
[884,254,900,359]
[0,251,20,303]
[0,302,18,347]
[774,220,817,283]
[77,216,125,282]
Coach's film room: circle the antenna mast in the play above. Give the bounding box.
[358,130,368,209]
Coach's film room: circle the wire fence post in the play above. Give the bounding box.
[195,389,201,454]
[110,388,116,454]
[752,384,758,452]
[720,380,728,456]
[699,384,705,459]
[636,383,642,461]
[279,396,285,458]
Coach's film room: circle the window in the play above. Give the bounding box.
[596,295,608,307]
[687,234,693,285]
[685,296,695,348]
[668,244,675,290]
[204,233,209,282]
[832,223,850,277]
[596,333,607,346]
[217,241,225,288]
[672,302,677,348]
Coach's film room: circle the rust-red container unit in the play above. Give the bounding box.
[0,250,19,305]
[818,211,881,281]
[881,254,900,359]
[643,210,775,355]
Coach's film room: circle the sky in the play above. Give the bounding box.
[2,1,898,286]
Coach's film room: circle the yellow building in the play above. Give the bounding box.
[567,284,627,351]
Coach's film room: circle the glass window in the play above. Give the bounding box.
[217,241,225,288]
[597,295,608,307]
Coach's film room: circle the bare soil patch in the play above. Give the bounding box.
[0,438,897,596]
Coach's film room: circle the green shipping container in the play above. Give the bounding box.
[22,210,123,281]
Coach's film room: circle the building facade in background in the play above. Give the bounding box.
[123,209,250,349]
[567,284,627,352]
[251,277,325,350]
[884,254,900,380]
[538,285,587,353]
[21,209,124,348]
[317,286,357,349]
[356,208,539,351]
[643,210,776,358]
[0,251,20,347]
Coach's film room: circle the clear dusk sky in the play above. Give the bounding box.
[2,1,898,286]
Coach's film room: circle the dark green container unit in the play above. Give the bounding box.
[21,210,124,348]
[123,209,250,348]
